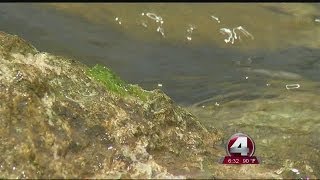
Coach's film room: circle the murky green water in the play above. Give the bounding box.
[0,3,319,178]
[46,3,320,50]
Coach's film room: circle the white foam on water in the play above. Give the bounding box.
[220,26,254,44]
[211,15,221,23]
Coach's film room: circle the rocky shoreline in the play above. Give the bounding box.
[0,31,223,178]
[1,31,301,179]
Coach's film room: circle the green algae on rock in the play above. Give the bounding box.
[86,64,150,101]
[0,31,223,179]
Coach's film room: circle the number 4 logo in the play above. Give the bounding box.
[230,136,249,156]
[227,133,255,157]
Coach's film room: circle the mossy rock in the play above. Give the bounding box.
[0,31,223,178]
[86,64,150,101]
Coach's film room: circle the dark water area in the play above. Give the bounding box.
[0,4,244,104]
[1,3,320,105]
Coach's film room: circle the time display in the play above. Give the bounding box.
[222,156,259,164]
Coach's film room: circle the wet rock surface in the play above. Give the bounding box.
[0,31,225,179]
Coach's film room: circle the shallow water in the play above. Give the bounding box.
[187,79,320,178]
[0,3,319,178]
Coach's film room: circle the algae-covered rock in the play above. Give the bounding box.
[0,31,222,179]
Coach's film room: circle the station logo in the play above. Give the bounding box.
[220,133,260,164]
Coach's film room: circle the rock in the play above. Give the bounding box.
[0,31,221,178]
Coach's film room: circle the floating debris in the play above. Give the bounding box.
[141,22,148,28]
[186,24,196,41]
[291,168,300,175]
[220,28,234,43]
[275,167,285,175]
[245,76,249,80]
[286,84,300,90]
[142,12,165,37]
[211,15,221,23]
[215,102,220,106]
[157,26,165,37]
[145,12,163,24]
[157,83,163,87]
[220,26,254,44]
[115,17,122,25]
[187,24,196,33]
[233,26,254,41]
[315,18,320,23]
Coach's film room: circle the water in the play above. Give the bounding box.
[0,3,319,178]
